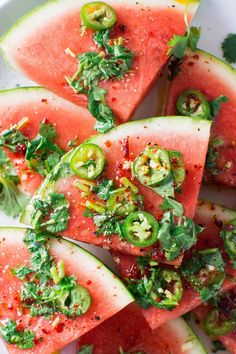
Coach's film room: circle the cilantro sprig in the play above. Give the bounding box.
[0,148,29,217]
[168,26,201,59]
[67,29,134,133]
[222,33,236,64]
[0,319,35,349]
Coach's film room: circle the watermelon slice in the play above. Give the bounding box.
[113,200,236,329]
[77,303,207,354]
[0,87,96,195]
[194,288,236,354]
[21,116,211,261]
[164,49,236,187]
[0,0,200,124]
[0,227,133,354]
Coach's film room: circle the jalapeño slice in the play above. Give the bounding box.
[123,211,159,247]
[156,270,183,310]
[81,2,117,31]
[70,143,105,180]
[204,309,235,337]
[133,146,171,187]
[176,89,210,119]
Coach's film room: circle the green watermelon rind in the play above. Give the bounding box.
[0,0,200,71]
[168,317,207,354]
[197,199,236,223]
[0,226,134,301]
[20,116,211,225]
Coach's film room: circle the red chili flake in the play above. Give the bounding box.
[121,137,129,158]
[105,140,112,148]
[56,322,65,333]
[111,97,117,103]
[15,143,27,154]
[42,328,50,335]
[41,99,48,103]
[188,61,194,67]
[194,164,202,171]
[86,280,92,285]
[42,118,49,124]
[192,54,199,60]
[214,216,223,229]
[7,304,13,310]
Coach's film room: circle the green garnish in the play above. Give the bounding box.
[0,319,35,349]
[31,192,70,233]
[222,33,236,64]
[0,121,65,177]
[206,137,224,176]
[180,248,226,301]
[67,29,134,133]
[168,26,201,59]
[127,267,183,310]
[157,211,203,261]
[209,95,229,119]
[78,345,94,354]
[0,148,29,217]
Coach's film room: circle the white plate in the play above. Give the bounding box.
[0,0,235,353]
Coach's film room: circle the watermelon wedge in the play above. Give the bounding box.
[0,87,96,195]
[0,0,200,124]
[0,227,133,354]
[164,49,236,187]
[113,200,236,329]
[193,288,236,354]
[21,116,211,261]
[77,303,207,354]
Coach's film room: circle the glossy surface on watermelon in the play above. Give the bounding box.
[113,201,236,329]
[0,228,133,354]
[22,116,211,261]
[0,87,96,194]
[78,303,207,354]
[0,0,199,123]
[164,49,236,187]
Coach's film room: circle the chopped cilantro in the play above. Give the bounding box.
[222,33,236,64]
[167,26,201,59]
[67,29,134,133]
[12,265,32,280]
[209,95,229,119]
[25,122,64,176]
[0,124,27,153]
[206,137,224,176]
[160,197,183,218]
[157,212,203,261]
[127,267,183,310]
[31,192,70,233]
[212,340,226,352]
[92,179,115,200]
[180,248,226,301]
[78,345,94,354]
[0,148,29,217]
[0,319,35,349]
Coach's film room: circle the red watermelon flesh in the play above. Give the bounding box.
[22,117,211,262]
[0,0,199,123]
[0,87,96,194]
[113,201,236,329]
[164,49,236,187]
[193,289,236,354]
[0,228,133,354]
[78,303,206,354]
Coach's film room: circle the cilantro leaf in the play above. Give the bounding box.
[0,148,29,217]
[0,319,35,349]
[67,29,134,133]
[12,266,32,280]
[0,126,27,152]
[78,345,94,354]
[209,95,229,119]
[180,248,226,301]
[92,179,115,200]
[160,197,183,218]
[158,212,202,261]
[168,26,201,59]
[31,192,70,233]
[222,33,236,64]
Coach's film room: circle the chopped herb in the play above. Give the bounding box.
[167,26,201,59]
[92,179,115,200]
[31,192,70,233]
[0,148,29,217]
[78,345,94,354]
[168,57,183,81]
[127,267,183,310]
[12,265,32,280]
[222,33,236,64]
[160,197,183,218]
[25,122,64,176]
[180,248,226,301]
[67,29,134,133]
[209,95,229,119]
[212,340,226,352]
[0,121,27,153]
[157,212,203,261]
[0,319,35,349]
[206,137,224,176]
